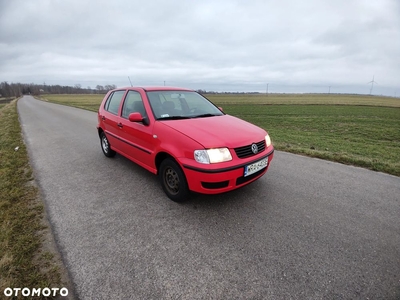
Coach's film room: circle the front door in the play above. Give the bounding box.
[118,90,155,172]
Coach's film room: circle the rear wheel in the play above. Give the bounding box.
[159,158,189,202]
[100,132,116,157]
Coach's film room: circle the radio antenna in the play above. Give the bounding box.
[128,76,133,87]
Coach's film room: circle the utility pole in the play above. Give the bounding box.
[164,81,166,86]
[266,83,269,97]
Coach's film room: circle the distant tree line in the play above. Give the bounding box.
[0,81,268,98]
[196,89,261,95]
[0,82,117,98]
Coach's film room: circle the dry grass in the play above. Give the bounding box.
[0,100,63,298]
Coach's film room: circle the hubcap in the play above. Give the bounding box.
[102,136,109,153]
[164,167,180,195]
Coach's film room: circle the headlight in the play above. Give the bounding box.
[194,148,232,164]
[207,148,232,163]
[265,134,272,147]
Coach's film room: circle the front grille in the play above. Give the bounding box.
[234,140,266,159]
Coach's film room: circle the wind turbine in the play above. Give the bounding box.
[368,75,377,95]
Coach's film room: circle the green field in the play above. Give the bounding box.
[38,93,400,176]
[39,94,102,112]
[39,93,400,109]
[207,93,400,107]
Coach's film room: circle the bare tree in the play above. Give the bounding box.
[104,84,116,91]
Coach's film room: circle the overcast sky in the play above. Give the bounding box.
[1,0,399,95]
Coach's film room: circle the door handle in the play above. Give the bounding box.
[117,123,123,128]
[101,116,106,121]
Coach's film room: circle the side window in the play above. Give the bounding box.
[147,93,162,118]
[105,90,125,115]
[104,94,112,110]
[122,91,147,119]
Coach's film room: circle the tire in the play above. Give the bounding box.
[159,158,189,202]
[100,132,116,157]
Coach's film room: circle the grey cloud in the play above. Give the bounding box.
[0,0,399,95]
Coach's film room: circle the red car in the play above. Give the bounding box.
[97,87,274,202]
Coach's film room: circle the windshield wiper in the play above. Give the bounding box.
[193,113,221,118]
[158,116,191,120]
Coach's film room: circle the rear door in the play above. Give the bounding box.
[101,90,126,152]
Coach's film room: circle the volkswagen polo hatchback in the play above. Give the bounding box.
[97,87,274,202]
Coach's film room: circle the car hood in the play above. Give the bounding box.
[160,115,267,148]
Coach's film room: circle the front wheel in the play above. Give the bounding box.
[159,158,189,202]
[100,132,116,157]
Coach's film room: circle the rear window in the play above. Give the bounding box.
[104,90,125,115]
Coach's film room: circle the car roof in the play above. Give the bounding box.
[118,86,194,92]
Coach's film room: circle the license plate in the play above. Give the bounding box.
[244,157,268,177]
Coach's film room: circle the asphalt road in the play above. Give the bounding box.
[18,95,400,299]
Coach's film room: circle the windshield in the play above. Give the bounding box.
[146,91,224,120]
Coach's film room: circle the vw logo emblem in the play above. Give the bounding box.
[251,143,258,154]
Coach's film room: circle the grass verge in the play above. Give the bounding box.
[38,93,400,176]
[0,100,62,298]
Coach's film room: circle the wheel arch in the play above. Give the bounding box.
[97,127,104,138]
[155,152,176,175]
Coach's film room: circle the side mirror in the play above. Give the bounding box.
[128,112,150,126]
[128,112,143,122]
[218,106,223,111]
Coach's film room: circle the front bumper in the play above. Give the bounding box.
[180,148,274,194]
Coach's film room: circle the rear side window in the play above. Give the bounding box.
[104,90,125,115]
